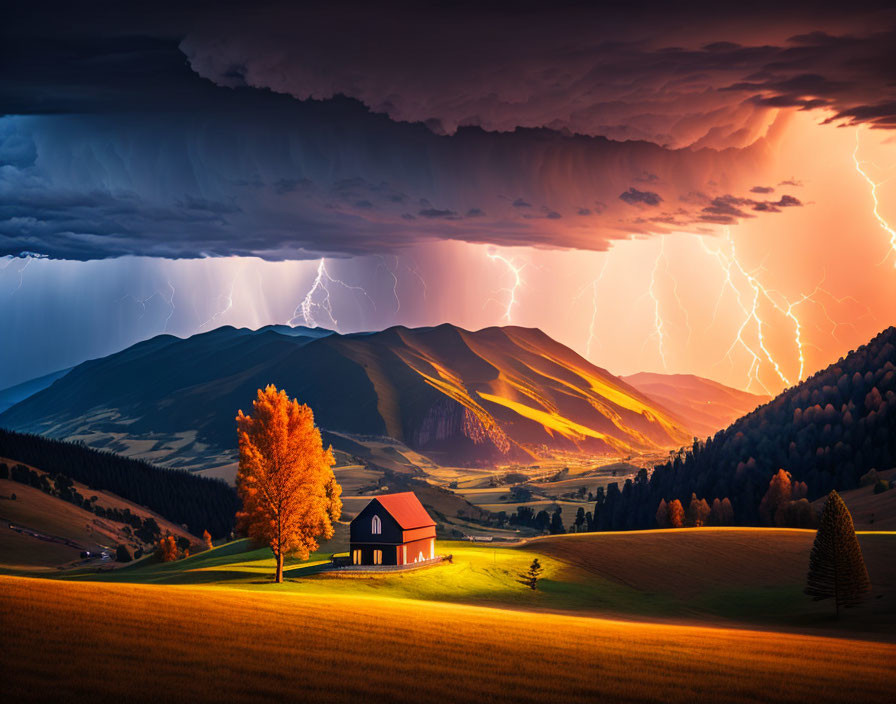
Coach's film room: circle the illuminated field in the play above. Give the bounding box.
[3,575,894,704]
[60,528,896,635]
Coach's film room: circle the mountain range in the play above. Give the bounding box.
[0,324,764,473]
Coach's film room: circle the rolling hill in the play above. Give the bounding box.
[0,324,694,471]
[621,372,769,439]
[0,472,198,572]
[4,528,895,702]
[5,574,893,704]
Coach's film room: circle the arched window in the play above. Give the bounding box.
[371,514,382,534]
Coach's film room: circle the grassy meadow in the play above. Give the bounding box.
[46,528,896,637]
[3,574,895,704]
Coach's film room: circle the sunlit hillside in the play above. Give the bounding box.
[0,324,698,472]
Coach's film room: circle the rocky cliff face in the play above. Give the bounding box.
[411,397,512,457]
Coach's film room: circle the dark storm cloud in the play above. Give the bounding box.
[178,2,896,147]
[0,0,877,260]
[0,107,792,260]
[418,208,459,219]
[619,189,663,207]
[700,193,802,222]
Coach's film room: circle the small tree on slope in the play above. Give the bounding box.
[805,491,870,617]
[518,558,544,590]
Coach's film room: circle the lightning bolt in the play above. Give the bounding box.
[289,258,374,329]
[697,228,855,393]
[3,252,45,296]
[405,261,428,300]
[385,256,400,314]
[163,280,176,331]
[118,279,177,332]
[852,128,896,266]
[577,257,609,359]
[648,238,668,369]
[486,249,524,322]
[10,256,32,295]
[699,232,781,393]
[197,273,238,331]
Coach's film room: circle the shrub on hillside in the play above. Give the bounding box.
[156,535,179,562]
[859,469,880,487]
[873,480,890,494]
[115,545,133,563]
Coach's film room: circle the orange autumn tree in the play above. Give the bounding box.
[236,385,342,583]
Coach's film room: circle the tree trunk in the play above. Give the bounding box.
[275,552,284,583]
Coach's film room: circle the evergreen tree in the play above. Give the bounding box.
[655,499,669,528]
[805,491,871,617]
[518,558,544,590]
[549,507,565,534]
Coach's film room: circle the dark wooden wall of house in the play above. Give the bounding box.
[350,498,403,544]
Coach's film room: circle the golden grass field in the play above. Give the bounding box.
[3,575,895,704]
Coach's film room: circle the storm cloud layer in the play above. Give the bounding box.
[1,1,892,261]
[183,2,896,148]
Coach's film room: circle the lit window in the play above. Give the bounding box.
[352,549,361,565]
[374,549,382,565]
[371,514,382,534]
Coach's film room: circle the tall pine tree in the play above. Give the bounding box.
[805,491,871,617]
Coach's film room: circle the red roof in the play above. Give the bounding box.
[373,492,435,529]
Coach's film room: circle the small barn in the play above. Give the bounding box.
[349,492,436,566]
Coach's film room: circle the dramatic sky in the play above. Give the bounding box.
[2,0,895,392]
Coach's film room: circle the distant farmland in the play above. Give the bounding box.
[3,576,895,704]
